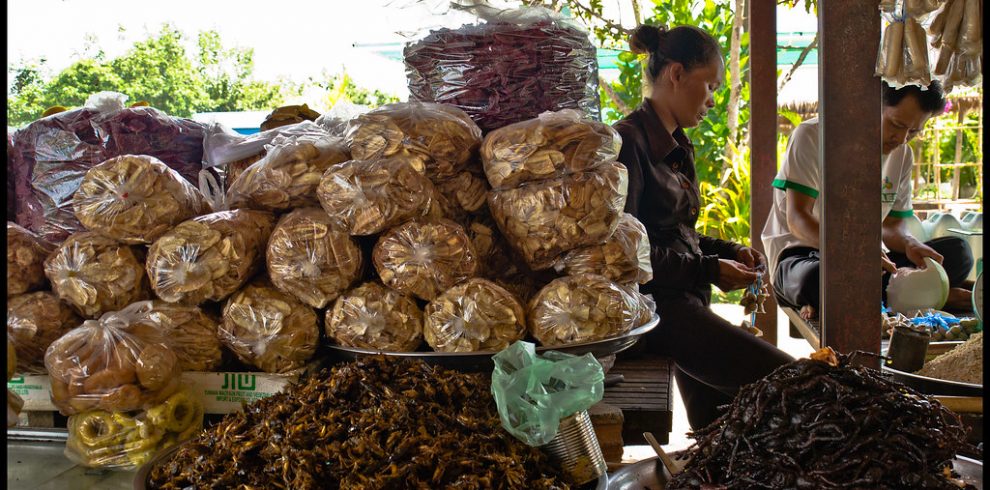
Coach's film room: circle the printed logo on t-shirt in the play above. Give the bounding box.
[881,176,897,203]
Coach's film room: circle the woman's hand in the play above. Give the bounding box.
[717,259,759,291]
[735,246,767,271]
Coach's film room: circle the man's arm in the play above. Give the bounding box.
[882,215,943,267]
[785,190,820,249]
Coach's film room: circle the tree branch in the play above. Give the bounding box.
[778,32,818,92]
[600,76,631,115]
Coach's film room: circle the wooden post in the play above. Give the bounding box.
[749,0,778,346]
[818,1,882,362]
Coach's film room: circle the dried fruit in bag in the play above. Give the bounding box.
[45,231,150,318]
[72,155,211,244]
[373,219,478,301]
[147,210,275,305]
[317,157,436,236]
[260,104,321,131]
[559,213,653,285]
[345,102,482,180]
[481,110,621,189]
[528,274,650,346]
[326,282,424,352]
[93,106,206,185]
[65,388,204,469]
[44,301,182,415]
[146,301,222,372]
[424,278,526,352]
[7,292,81,374]
[267,208,363,309]
[220,281,319,374]
[226,135,350,211]
[433,169,490,215]
[7,222,55,296]
[489,161,628,270]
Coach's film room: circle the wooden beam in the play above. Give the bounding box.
[818,1,882,363]
[749,0,778,346]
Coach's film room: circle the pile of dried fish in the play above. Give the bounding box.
[148,357,572,489]
[668,348,976,489]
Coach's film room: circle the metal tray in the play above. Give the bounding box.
[606,456,983,489]
[882,343,983,397]
[325,313,660,372]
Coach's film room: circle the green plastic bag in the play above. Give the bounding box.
[491,341,604,446]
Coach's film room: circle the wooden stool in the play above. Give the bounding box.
[601,353,674,445]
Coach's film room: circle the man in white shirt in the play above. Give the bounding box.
[762,81,973,320]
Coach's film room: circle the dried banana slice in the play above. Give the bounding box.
[267,208,363,308]
[146,210,275,305]
[45,231,150,318]
[220,281,319,374]
[424,278,526,352]
[72,155,211,244]
[373,219,478,301]
[7,222,55,296]
[326,282,424,352]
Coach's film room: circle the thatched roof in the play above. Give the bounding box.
[777,93,982,129]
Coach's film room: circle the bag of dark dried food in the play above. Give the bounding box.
[404,6,600,132]
[7,129,15,219]
[11,92,205,243]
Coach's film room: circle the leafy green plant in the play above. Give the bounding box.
[697,141,751,246]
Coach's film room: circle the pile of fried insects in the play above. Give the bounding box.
[148,356,572,489]
[668,348,977,489]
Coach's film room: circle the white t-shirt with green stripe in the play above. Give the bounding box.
[761,117,914,275]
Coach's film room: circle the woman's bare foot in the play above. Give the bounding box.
[800,305,817,321]
[946,287,973,311]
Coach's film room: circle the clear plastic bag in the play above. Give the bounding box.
[146,301,222,372]
[72,155,211,244]
[528,274,652,347]
[373,218,479,301]
[931,0,982,89]
[326,281,424,352]
[44,231,151,319]
[7,222,55,296]
[558,213,653,285]
[314,101,372,138]
[44,301,183,415]
[7,129,15,219]
[266,208,364,309]
[146,210,275,305]
[489,161,629,270]
[8,339,24,427]
[491,341,604,447]
[203,120,330,189]
[481,110,621,190]
[433,169,490,216]
[424,278,526,352]
[317,156,437,236]
[226,133,351,212]
[11,93,206,243]
[7,291,81,374]
[219,280,320,374]
[64,388,204,469]
[876,0,944,88]
[404,5,600,132]
[345,101,482,180]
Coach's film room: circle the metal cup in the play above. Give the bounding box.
[542,410,607,485]
[886,325,931,372]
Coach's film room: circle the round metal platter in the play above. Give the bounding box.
[882,344,983,397]
[605,456,983,489]
[325,313,660,372]
[974,271,983,322]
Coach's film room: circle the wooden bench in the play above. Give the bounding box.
[601,354,674,446]
[783,306,821,349]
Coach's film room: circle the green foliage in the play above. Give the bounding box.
[7,24,286,127]
[697,142,751,246]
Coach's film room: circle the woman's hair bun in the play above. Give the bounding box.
[629,24,666,55]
